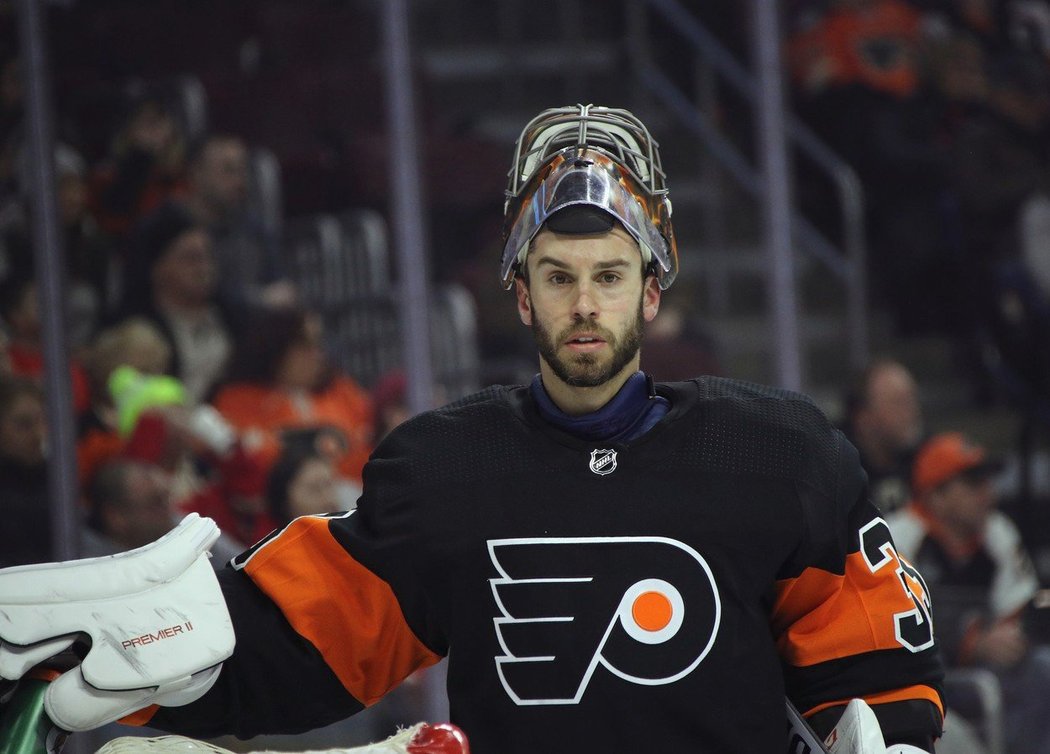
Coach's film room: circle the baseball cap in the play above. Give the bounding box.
[911,432,1003,498]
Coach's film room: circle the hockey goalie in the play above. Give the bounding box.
[0,103,944,753]
[1,515,924,753]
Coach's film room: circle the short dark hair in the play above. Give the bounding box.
[265,445,327,525]
[222,306,321,386]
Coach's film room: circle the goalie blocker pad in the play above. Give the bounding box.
[823,699,930,754]
[0,514,235,731]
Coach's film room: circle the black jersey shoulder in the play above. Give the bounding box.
[363,385,535,492]
[655,376,846,490]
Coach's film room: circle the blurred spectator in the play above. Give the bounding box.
[887,432,1050,754]
[81,458,176,557]
[789,0,957,335]
[979,256,1050,412]
[0,374,49,566]
[57,147,117,342]
[372,369,410,445]
[265,446,340,526]
[116,202,246,405]
[1010,0,1050,58]
[179,445,277,549]
[787,0,924,99]
[842,358,924,512]
[1,145,115,350]
[1020,192,1050,299]
[0,274,92,414]
[77,318,173,489]
[0,52,22,199]
[211,306,374,486]
[950,51,1050,269]
[181,133,293,309]
[90,358,279,551]
[82,457,241,565]
[88,83,187,240]
[0,329,11,376]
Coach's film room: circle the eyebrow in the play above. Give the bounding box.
[533,256,633,271]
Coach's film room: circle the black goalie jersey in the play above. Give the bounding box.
[150,378,945,752]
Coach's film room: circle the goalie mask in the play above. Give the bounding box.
[500,104,678,290]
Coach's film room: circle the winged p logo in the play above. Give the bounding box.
[488,536,721,705]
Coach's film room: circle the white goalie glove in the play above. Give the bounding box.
[0,514,235,732]
[825,699,930,754]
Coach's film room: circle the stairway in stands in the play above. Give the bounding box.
[409,0,855,410]
[408,0,1027,452]
[48,0,1023,446]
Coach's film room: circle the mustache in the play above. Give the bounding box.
[558,322,614,342]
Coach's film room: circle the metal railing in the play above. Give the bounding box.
[627,0,869,377]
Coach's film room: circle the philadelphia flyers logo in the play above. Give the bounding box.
[488,536,721,705]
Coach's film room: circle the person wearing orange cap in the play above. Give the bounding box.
[887,432,1050,754]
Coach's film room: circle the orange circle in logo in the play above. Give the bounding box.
[631,590,674,632]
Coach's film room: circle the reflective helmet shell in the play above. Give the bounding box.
[500,104,678,290]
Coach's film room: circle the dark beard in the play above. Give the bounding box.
[532,300,644,388]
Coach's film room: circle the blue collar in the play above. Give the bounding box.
[529,371,670,443]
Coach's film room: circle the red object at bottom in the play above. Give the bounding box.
[407,723,470,754]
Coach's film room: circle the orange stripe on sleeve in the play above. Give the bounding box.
[242,516,441,706]
[773,549,927,667]
[802,684,944,721]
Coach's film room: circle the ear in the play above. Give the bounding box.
[515,277,532,326]
[642,275,661,323]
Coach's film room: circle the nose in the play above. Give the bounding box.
[571,280,599,320]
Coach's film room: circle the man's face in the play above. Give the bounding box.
[152,228,217,305]
[516,224,660,390]
[0,392,46,467]
[118,463,175,548]
[193,139,249,215]
[928,471,996,538]
[6,283,40,341]
[862,363,922,452]
[276,315,326,390]
[287,457,339,519]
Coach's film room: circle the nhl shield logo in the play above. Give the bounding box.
[589,449,617,476]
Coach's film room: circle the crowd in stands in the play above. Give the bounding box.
[2,2,1050,750]
[0,28,423,738]
[839,358,1050,754]
[0,31,420,575]
[787,0,1050,407]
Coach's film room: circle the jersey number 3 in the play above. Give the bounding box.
[859,518,935,653]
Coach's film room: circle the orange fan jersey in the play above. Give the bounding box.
[211,375,374,483]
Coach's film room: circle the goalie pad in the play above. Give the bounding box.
[825,699,886,754]
[0,514,235,731]
[824,699,930,754]
[94,722,472,754]
[789,698,930,754]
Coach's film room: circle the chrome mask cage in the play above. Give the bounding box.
[500,104,678,291]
